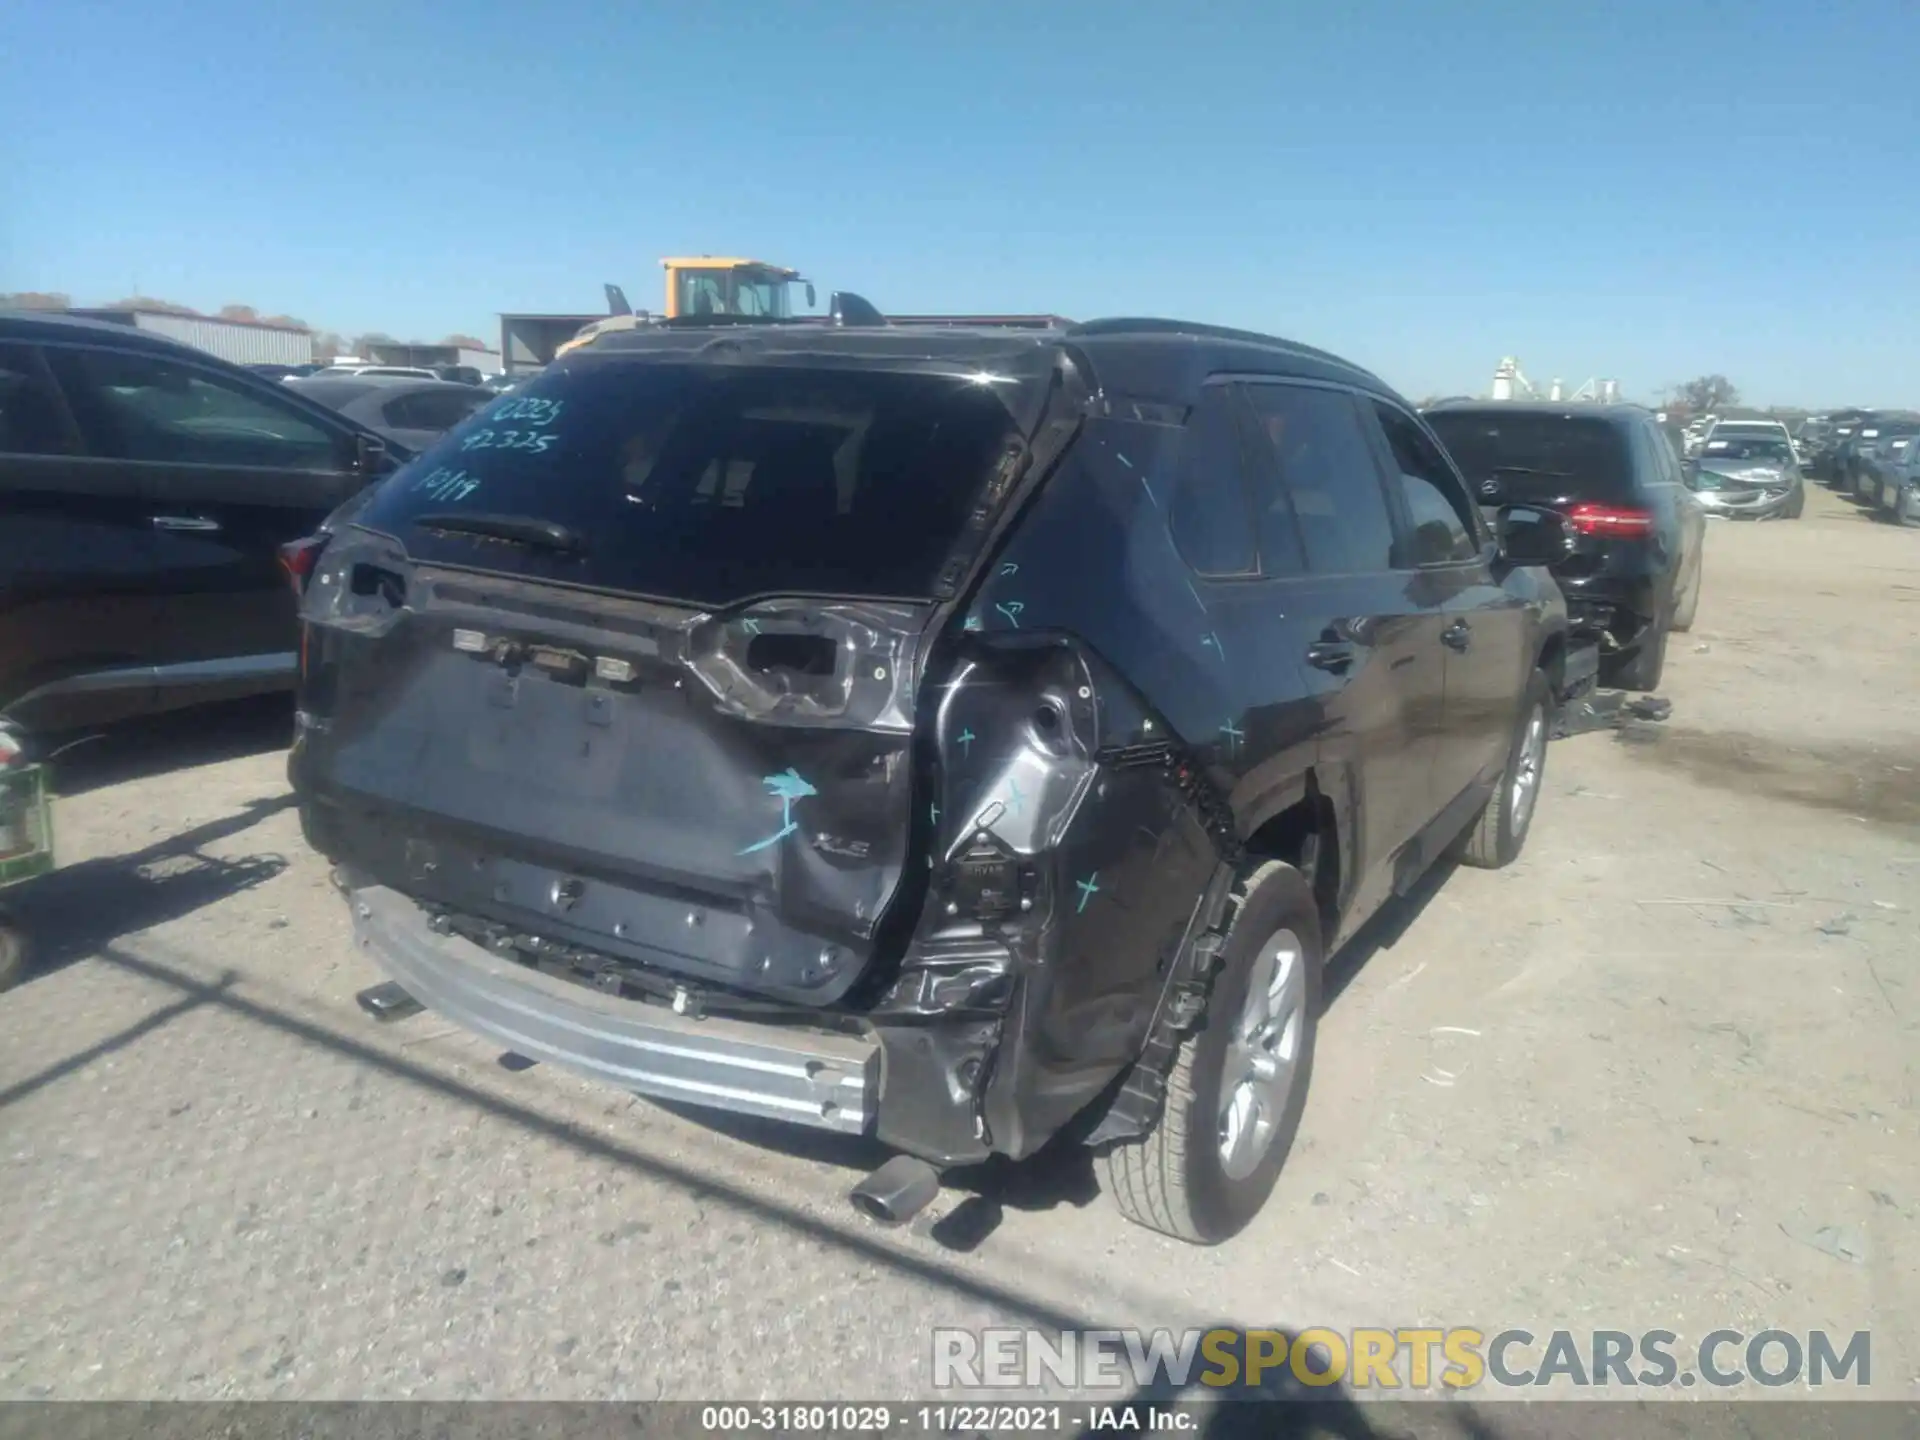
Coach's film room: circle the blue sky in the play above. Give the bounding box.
[5,0,1916,406]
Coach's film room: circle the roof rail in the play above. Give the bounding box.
[1064,317,1379,380]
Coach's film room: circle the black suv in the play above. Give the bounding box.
[0,312,402,731]
[290,318,1576,1243]
[1423,402,1704,692]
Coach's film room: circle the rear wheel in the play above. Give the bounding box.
[1099,862,1320,1245]
[1603,609,1668,692]
[1459,669,1550,869]
[0,918,23,993]
[1671,559,1702,632]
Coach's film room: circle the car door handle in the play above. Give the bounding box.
[152,514,222,533]
[1441,620,1472,652]
[1305,640,1355,673]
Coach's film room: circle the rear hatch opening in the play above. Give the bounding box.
[292,347,1072,1012]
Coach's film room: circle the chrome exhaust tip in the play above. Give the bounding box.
[355,981,423,1023]
[850,1155,942,1227]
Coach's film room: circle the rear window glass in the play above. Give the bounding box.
[353,360,1023,607]
[1424,412,1636,502]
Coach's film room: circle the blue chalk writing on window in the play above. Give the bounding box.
[489,397,566,427]
[999,561,1020,578]
[736,769,818,856]
[1075,872,1101,913]
[411,466,480,502]
[994,601,1025,628]
[462,428,556,454]
[1220,719,1244,756]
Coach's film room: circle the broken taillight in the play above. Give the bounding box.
[687,600,920,733]
[279,535,329,595]
[1565,503,1655,538]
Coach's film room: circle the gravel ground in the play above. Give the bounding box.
[1,484,1915,1413]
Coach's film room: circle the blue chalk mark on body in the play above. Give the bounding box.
[999,561,1020,577]
[1006,778,1027,816]
[963,615,983,632]
[995,601,1024,628]
[1075,873,1101,913]
[736,769,818,855]
[1117,454,1133,469]
[957,727,976,756]
[1220,719,1244,756]
[742,618,762,635]
[1201,631,1225,661]
[1183,577,1207,614]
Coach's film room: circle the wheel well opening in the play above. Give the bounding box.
[1538,633,1566,691]
[1240,788,1339,947]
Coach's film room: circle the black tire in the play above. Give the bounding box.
[1671,558,1702,632]
[0,920,23,993]
[1459,669,1551,870]
[1602,607,1668,692]
[1783,486,1805,520]
[1099,862,1321,1245]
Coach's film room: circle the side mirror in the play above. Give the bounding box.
[1495,504,1571,567]
[353,432,389,477]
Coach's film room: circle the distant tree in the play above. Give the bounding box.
[0,291,70,310]
[349,332,396,356]
[102,295,201,316]
[1677,375,1740,412]
[218,304,259,322]
[259,314,310,331]
[311,331,346,362]
[441,333,488,350]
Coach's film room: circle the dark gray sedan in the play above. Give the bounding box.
[1683,434,1806,519]
[284,375,492,454]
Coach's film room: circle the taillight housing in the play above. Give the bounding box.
[279,535,328,595]
[1566,503,1654,538]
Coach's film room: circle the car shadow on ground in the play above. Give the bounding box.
[4,793,292,986]
[637,857,1467,1253]
[41,696,293,798]
[45,939,1521,1436]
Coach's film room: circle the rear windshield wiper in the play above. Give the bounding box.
[1487,465,1574,478]
[412,511,587,554]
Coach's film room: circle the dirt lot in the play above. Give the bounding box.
[2,486,1915,1410]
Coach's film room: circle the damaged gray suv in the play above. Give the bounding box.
[289,317,1578,1243]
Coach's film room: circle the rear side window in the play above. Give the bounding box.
[0,344,71,455]
[1424,411,1637,505]
[354,360,1024,607]
[382,389,490,433]
[1370,402,1480,565]
[45,347,340,469]
[1241,383,1395,575]
[1167,385,1258,576]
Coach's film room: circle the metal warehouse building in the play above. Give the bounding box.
[64,308,315,366]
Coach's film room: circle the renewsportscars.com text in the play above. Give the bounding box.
[932,1327,1871,1392]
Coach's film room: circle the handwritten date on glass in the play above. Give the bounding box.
[411,466,479,502]
[490,397,566,427]
[461,427,556,454]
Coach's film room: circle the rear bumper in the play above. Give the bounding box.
[348,883,879,1135]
